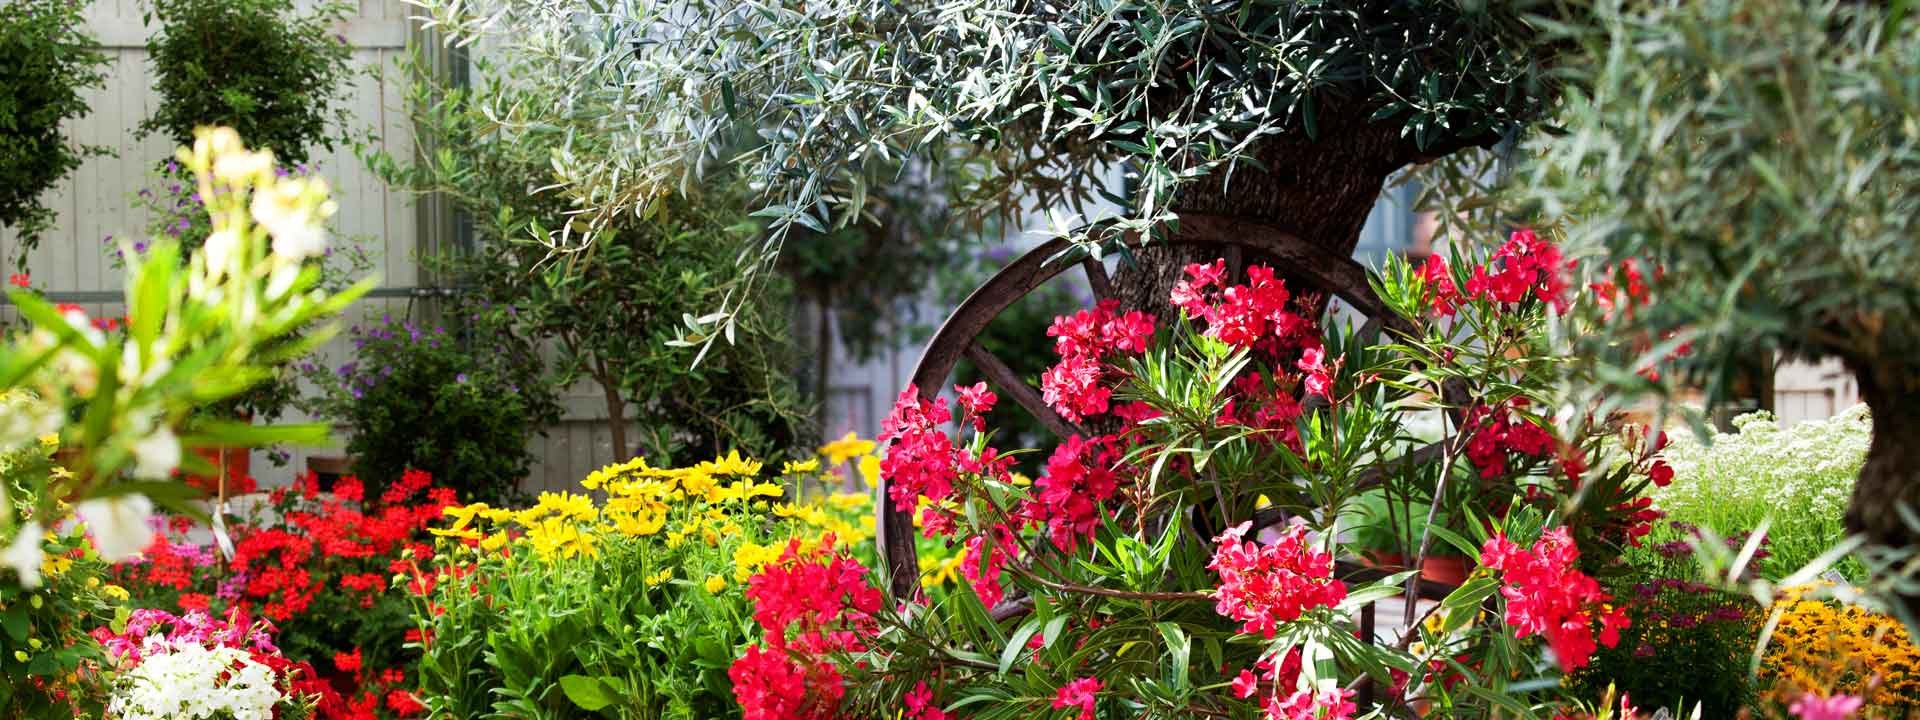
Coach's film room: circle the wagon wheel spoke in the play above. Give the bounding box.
[963,341,1083,439]
[1081,257,1112,300]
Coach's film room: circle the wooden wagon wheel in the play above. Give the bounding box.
[876,211,1470,601]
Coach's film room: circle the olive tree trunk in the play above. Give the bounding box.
[1114,102,1488,319]
[1843,359,1920,616]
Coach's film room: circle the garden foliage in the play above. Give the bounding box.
[717,230,1682,720]
[302,315,557,504]
[403,0,1566,354]
[412,447,901,719]
[140,0,354,165]
[0,127,366,716]
[368,45,811,463]
[0,425,123,718]
[1525,0,1920,582]
[1649,407,1871,580]
[0,0,108,266]
[111,469,459,719]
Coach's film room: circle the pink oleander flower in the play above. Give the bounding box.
[1052,677,1102,720]
[1024,434,1124,551]
[1039,300,1155,423]
[1479,528,1628,672]
[731,538,882,720]
[1789,692,1863,720]
[1209,520,1347,638]
[1264,687,1357,720]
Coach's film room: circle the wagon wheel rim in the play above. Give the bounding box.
[876,211,1437,601]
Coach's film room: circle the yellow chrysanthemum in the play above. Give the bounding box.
[781,458,821,475]
[704,450,763,477]
[826,492,870,511]
[40,555,72,578]
[821,432,877,466]
[704,575,727,594]
[857,455,882,489]
[525,518,598,561]
[645,568,673,587]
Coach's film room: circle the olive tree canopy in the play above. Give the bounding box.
[411,0,1565,353]
[1527,0,1920,609]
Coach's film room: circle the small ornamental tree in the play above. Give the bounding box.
[368,48,811,464]
[140,0,353,165]
[1523,0,1920,609]
[0,0,108,267]
[727,231,1683,720]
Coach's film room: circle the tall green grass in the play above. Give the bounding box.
[1647,405,1870,580]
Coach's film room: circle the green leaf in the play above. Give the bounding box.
[1155,622,1190,690]
[558,674,617,711]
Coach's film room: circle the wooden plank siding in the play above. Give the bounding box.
[0,0,637,494]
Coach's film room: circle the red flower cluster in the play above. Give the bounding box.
[1208,520,1347,639]
[1461,399,1557,479]
[731,537,883,720]
[1588,260,1650,323]
[111,470,456,719]
[1172,261,1318,356]
[1039,299,1155,423]
[960,524,1020,607]
[1422,229,1572,317]
[904,680,950,720]
[1220,372,1306,453]
[878,385,1016,536]
[1266,687,1358,720]
[1229,649,1352,720]
[1052,677,1102,720]
[1479,528,1629,672]
[1024,434,1124,551]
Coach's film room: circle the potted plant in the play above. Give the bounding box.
[1346,489,1473,585]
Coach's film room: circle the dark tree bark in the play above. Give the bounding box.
[1843,358,1920,614]
[1114,101,1495,319]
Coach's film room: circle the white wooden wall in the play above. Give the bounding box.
[0,0,648,493]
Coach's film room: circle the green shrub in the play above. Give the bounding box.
[1650,406,1870,580]
[140,0,353,164]
[1573,530,1760,716]
[0,0,107,265]
[307,314,558,503]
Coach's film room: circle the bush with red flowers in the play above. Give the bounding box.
[108,468,455,719]
[727,230,1688,720]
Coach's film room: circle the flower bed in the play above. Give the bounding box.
[110,470,455,718]
[409,448,900,718]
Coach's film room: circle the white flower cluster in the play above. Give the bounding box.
[1652,404,1872,521]
[108,641,286,720]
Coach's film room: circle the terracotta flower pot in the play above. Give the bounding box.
[185,446,251,494]
[1361,550,1409,570]
[1420,555,1472,587]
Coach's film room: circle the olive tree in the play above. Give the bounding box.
[1526,0,1920,606]
[407,0,1567,344]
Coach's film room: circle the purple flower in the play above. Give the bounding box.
[455,373,468,383]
